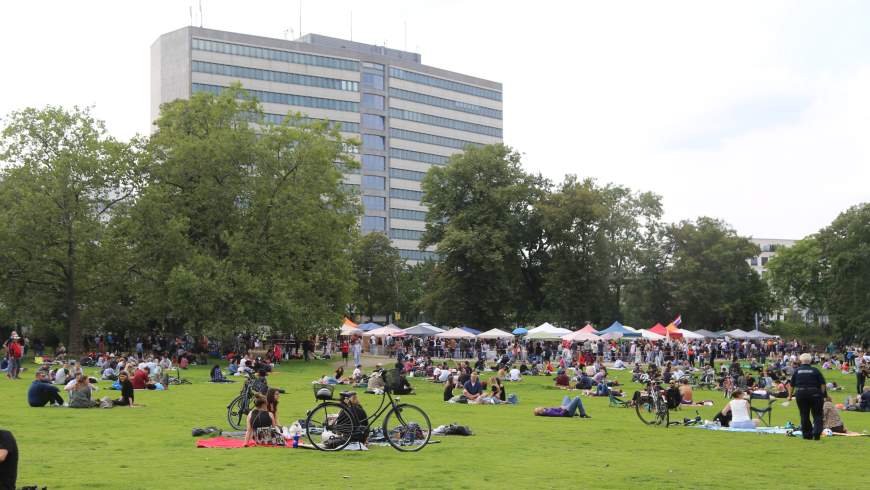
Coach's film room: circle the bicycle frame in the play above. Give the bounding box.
[339,389,400,429]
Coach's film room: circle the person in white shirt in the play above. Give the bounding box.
[613,359,626,370]
[438,368,452,383]
[508,367,521,382]
[721,390,758,429]
[352,365,362,383]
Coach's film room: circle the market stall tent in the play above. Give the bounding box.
[435,327,477,339]
[364,325,406,337]
[403,324,443,336]
[678,329,704,340]
[525,330,567,341]
[640,329,665,340]
[598,322,640,338]
[563,330,601,342]
[579,324,599,334]
[477,328,515,340]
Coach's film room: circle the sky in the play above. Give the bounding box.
[1,0,868,239]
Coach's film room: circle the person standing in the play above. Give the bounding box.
[340,340,349,366]
[0,429,18,490]
[788,353,827,440]
[6,335,22,380]
[352,338,361,367]
[856,360,867,396]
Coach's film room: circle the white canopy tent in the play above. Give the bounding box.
[364,325,406,337]
[403,324,443,336]
[477,328,515,340]
[744,330,777,339]
[339,324,361,336]
[435,327,477,339]
[563,331,600,342]
[527,322,572,336]
[678,329,705,340]
[640,329,665,340]
[725,329,750,339]
[526,330,567,341]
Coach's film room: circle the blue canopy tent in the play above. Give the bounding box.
[460,326,481,336]
[357,322,382,332]
[512,327,528,335]
[598,321,640,338]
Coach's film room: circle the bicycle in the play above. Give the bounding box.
[634,379,670,427]
[167,367,192,385]
[226,372,262,430]
[305,369,431,452]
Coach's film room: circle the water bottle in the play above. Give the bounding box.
[292,433,300,448]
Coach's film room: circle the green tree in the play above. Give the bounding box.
[765,237,826,323]
[351,232,402,321]
[124,86,359,337]
[395,260,436,326]
[420,144,537,328]
[664,217,770,330]
[0,106,144,354]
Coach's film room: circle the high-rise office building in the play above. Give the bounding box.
[151,27,503,261]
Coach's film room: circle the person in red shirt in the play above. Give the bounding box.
[341,340,349,365]
[131,367,151,390]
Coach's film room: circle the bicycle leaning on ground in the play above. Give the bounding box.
[305,368,431,452]
[226,372,263,430]
[634,379,670,427]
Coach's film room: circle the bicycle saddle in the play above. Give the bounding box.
[340,391,356,398]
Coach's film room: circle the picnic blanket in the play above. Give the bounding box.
[688,425,868,437]
[196,436,314,449]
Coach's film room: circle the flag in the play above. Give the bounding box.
[673,315,682,327]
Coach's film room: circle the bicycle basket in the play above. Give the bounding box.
[383,369,403,393]
[313,384,335,400]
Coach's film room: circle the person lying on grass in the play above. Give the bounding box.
[533,396,590,418]
[720,390,759,429]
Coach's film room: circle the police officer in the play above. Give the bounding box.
[787,353,826,440]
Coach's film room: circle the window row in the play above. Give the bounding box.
[389,108,502,138]
[389,87,502,119]
[362,62,384,71]
[261,113,359,133]
[390,128,482,150]
[362,114,385,130]
[362,93,385,110]
[390,147,450,165]
[362,216,386,232]
[192,38,359,71]
[389,67,502,101]
[192,61,359,92]
[362,195,385,211]
[399,249,439,261]
[390,167,426,182]
[390,188,424,201]
[192,83,359,112]
[390,208,427,221]
[361,154,385,171]
[362,72,385,90]
[390,228,425,240]
[362,134,385,150]
[362,175,385,190]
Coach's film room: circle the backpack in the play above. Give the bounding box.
[665,386,682,409]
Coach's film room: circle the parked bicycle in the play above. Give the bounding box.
[305,369,431,452]
[226,372,269,430]
[634,379,670,427]
[167,367,192,386]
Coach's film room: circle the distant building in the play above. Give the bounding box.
[151,27,503,262]
[747,238,797,278]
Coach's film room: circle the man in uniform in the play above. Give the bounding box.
[787,353,826,440]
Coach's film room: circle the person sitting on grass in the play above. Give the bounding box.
[367,369,385,392]
[575,371,593,390]
[509,366,521,382]
[245,394,277,445]
[678,378,694,405]
[101,363,118,381]
[337,392,369,446]
[266,388,282,427]
[67,374,98,408]
[490,376,506,402]
[533,395,590,418]
[823,395,847,434]
[210,365,233,383]
[612,359,626,370]
[335,366,346,384]
[720,390,758,429]
[554,369,571,389]
[392,370,415,395]
[28,371,64,407]
[463,371,484,402]
[112,372,138,407]
[131,366,155,390]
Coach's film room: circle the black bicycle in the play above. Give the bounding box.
[167,367,192,385]
[226,373,260,430]
[305,369,431,452]
[635,380,670,427]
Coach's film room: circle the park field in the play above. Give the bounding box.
[1,358,867,489]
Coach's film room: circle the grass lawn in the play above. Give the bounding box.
[2,357,867,489]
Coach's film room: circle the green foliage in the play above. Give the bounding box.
[351,232,402,321]
[766,237,825,321]
[0,106,145,354]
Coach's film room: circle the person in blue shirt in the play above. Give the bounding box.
[27,371,64,407]
[463,371,483,402]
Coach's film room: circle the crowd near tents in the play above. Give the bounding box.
[336,318,779,343]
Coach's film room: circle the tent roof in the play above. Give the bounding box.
[339,324,361,336]
[579,324,599,334]
[477,328,515,340]
[460,326,481,335]
[436,327,477,339]
[599,322,640,337]
[744,330,777,339]
[526,330,566,341]
[678,329,704,339]
[342,318,358,328]
[726,329,750,339]
[403,324,442,336]
[563,330,600,342]
[512,327,528,335]
[357,322,382,332]
[648,324,669,336]
[364,325,405,337]
[693,329,719,338]
[640,329,665,340]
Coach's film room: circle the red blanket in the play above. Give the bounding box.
[196,436,312,449]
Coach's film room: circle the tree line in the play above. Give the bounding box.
[1,89,867,353]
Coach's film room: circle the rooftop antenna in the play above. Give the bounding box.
[404,21,407,51]
[299,0,302,38]
[189,6,193,26]
[198,0,203,27]
[350,11,353,41]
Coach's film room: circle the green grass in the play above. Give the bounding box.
[2,358,867,489]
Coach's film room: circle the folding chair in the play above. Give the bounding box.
[749,393,774,426]
[609,391,630,408]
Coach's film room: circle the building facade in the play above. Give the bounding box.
[151,27,503,261]
[747,238,796,278]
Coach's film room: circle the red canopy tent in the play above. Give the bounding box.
[650,322,683,339]
[579,324,599,334]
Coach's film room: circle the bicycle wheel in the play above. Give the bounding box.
[227,395,246,430]
[382,403,431,452]
[657,398,670,428]
[635,391,659,425]
[306,402,355,451]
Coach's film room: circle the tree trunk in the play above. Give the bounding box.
[66,221,83,356]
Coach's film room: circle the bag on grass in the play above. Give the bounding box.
[255,427,286,446]
[99,396,114,409]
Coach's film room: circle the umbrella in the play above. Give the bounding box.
[512,327,528,335]
[477,328,515,340]
[563,331,600,342]
[435,327,477,339]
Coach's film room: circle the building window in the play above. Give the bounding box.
[192,61,359,92]
[362,114,385,131]
[362,175,385,190]
[362,195,385,211]
[192,38,360,71]
[761,257,769,266]
[390,147,450,165]
[362,134,385,150]
[390,188,424,201]
[750,257,758,266]
[192,83,358,112]
[389,87,502,119]
[391,208,427,221]
[390,168,426,182]
[390,228,425,240]
[389,108,502,138]
[399,249,439,261]
[261,113,359,133]
[362,62,384,71]
[362,216,386,232]
[361,93,385,110]
[361,73,385,90]
[389,67,502,101]
[361,154,385,171]
[390,128,480,150]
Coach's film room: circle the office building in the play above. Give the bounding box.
[151,27,503,261]
[747,238,796,277]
